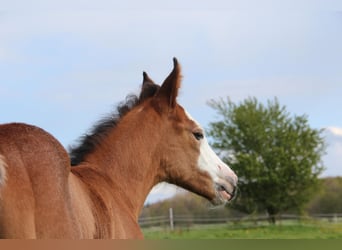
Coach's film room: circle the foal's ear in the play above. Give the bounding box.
[155,58,182,109]
[142,71,156,87]
[139,72,160,101]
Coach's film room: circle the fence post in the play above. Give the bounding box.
[169,207,174,231]
[333,213,337,223]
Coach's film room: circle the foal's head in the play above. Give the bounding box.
[141,59,238,205]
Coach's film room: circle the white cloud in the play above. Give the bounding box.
[325,127,342,146]
[327,127,342,137]
[322,127,342,177]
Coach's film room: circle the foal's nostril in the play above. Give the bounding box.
[217,164,238,184]
[229,173,238,187]
[226,175,238,188]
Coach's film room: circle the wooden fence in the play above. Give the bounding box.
[138,212,342,229]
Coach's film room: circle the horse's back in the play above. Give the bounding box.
[0,123,78,238]
[0,123,70,184]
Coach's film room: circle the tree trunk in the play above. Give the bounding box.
[267,207,278,224]
[268,214,276,224]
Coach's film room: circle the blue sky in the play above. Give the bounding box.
[1,1,342,203]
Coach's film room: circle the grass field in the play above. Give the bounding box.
[143,221,342,239]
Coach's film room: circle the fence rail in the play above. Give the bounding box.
[138,212,342,229]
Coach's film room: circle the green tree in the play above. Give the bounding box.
[207,97,325,223]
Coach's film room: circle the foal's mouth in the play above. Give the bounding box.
[215,183,237,203]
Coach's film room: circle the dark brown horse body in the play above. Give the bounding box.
[0,59,237,238]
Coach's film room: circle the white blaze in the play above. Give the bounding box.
[184,110,237,186]
[198,137,236,185]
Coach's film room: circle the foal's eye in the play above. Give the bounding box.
[193,132,204,141]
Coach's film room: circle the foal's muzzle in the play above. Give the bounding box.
[214,167,238,204]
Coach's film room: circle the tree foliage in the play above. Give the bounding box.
[207,97,325,223]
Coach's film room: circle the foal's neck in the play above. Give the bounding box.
[85,107,162,218]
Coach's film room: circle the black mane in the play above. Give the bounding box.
[69,82,159,166]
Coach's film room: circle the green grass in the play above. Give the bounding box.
[143,221,342,239]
